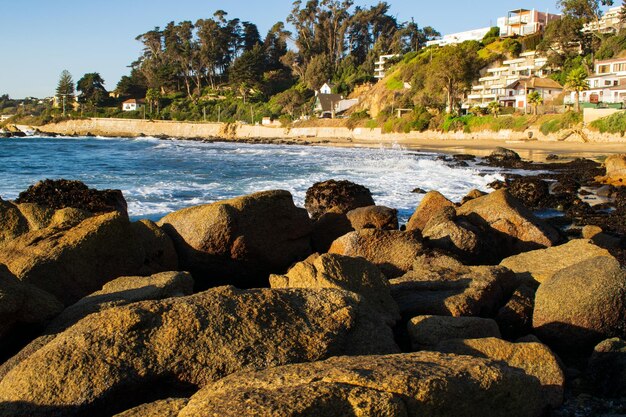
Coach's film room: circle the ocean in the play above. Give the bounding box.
[0,136,504,222]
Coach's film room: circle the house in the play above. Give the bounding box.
[498,9,561,37]
[465,51,555,108]
[504,77,564,110]
[566,58,626,108]
[122,98,145,112]
[583,6,623,34]
[426,27,492,47]
[319,82,334,95]
[313,93,359,118]
[374,54,399,80]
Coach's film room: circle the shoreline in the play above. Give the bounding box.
[32,117,626,162]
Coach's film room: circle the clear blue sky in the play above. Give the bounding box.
[0,1,585,98]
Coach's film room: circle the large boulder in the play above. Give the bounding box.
[0,212,177,306]
[270,253,400,323]
[533,256,626,352]
[407,315,501,350]
[178,351,549,417]
[495,285,536,339]
[456,189,560,259]
[130,220,179,273]
[507,178,551,209]
[421,206,483,261]
[587,338,626,398]
[304,180,374,221]
[0,199,29,246]
[389,254,516,319]
[500,239,612,284]
[158,190,312,289]
[598,154,626,186]
[405,190,455,232]
[14,179,127,215]
[310,207,353,253]
[486,147,522,166]
[114,399,189,417]
[346,205,398,230]
[0,287,398,416]
[328,229,426,278]
[436,337,564,408]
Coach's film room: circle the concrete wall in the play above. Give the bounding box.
[583,108,624,125]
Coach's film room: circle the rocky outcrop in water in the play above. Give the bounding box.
[304,179,375,220]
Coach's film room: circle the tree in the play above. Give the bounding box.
[242,22,262,51]
[77,73,107,110]
[566,67,589,112]
[558,0,613,23]
[56,70,75,115]
[304,54,333,91]
[146,88,161,114]
[621,0,626,24]
[488,101,500,118]
[527,91,544,115]
[229,44,266,88]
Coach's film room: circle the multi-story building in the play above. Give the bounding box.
[498,9,561,37]
[374,54,399,80]
[566,58,626,108]
[583,6,623,34]
[465,51,561,109]
[425,27,492,47]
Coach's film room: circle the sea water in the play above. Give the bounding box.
[0,136,504,223]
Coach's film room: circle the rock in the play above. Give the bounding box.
[0,287,398,416]
[587,338,626,398]
[346,205,398,230]
[495,285,536,339]
[15,203,54,231]
[389,253,516,318]
[405,190,455,232]
[507,178,550,208]
[0,212,174,306]
[131,220,179,273]
[487,147,522,164]
[422,206,483,261]
[436,337,564,408]
[457,189,560,259]
[49,207,93,228]
[500,239,612,285]
[407,315,501,350]
[546,154,559,161]
[15,179,128,216]
[533,256,626,352]
[310,208,353,253]
[114,399,189,417]
[460,188,487,205]
[0,199,29,247]
[0,264,63,339]
[158,190,312,289]
[270,253,400,324]
[304,180,375,221]
[328,229,426,278]
[411,187,427,194]
[178,351,549,417]
[599,154,626,186]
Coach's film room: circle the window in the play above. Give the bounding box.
[615,63,626,72]
[605,80,613,86]
[598,65,610,74]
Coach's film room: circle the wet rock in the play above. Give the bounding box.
[457,189,560,259]
[460,188,487,205]
[507,177,550,208]
[389,254,516,318]
[405,191,455,232]
[495,285,536,339]
[304,180,374,221]
[407,315,501,350]
[486,147,522,166]
[178,351,548,417]
[488,179,507,190]
[329,229,426,278]
[500,239,612,285]
[411,187,427,194]
[346,205,398,230]
[587,338,626,398]
[270,253,399,323]
[0,287,398,416]
[0,212,174,306]
[436,337,564,408]
[15,179,127,216]
[546,154,559,161]
[533,256,626,352]
[158,190,312,289]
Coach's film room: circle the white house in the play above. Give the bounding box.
[122,98,145,112]
[583,6,623,34]
[566,58,626,107]
[374,54,399,80]
[498,9,561,38]
[504,77,564,110]
[319,83,334,95]
[426,27,492,47]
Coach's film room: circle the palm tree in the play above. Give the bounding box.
[527,91,544,115]
[566,68,589,113]
[488,101,500,118]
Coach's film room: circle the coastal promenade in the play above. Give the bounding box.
[36,117,626,161]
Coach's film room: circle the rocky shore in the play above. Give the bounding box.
[0,150,624,416]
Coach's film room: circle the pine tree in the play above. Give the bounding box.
[621,0,626,23]
[55,70,75,114]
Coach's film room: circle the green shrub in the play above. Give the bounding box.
[590,111,626,135]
